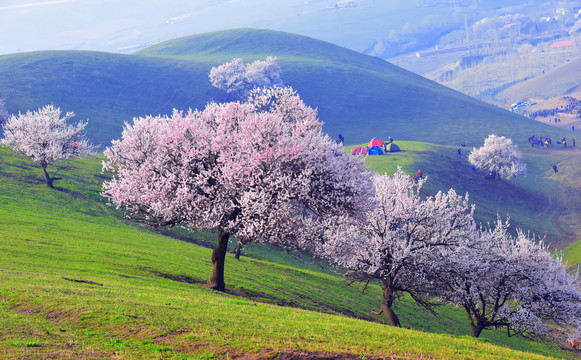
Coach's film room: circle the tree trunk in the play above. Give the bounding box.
[465,308,485,337]
[383,302,401,327]
[210,228,230,291]
[41,166,54,188]
[471,323,485,338]
[372,284,401,327]
[234,241,243,261]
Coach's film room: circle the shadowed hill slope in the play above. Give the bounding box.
[0,28,570,148]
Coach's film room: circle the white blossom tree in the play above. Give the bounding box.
[468,134,526,181]
[209,56,283,100]
[321,168,476,327]
[1,105,97,188]
[102,86,374,292]
[437,217,581,338]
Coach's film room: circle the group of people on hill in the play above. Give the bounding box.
[528,135,576,148]
[528,135,552,148]
[528,96,581,120]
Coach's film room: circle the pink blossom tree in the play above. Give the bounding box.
[102,86,374,291]
[1,105,97,188]
[468,134,526,181]
[209,56,283,100]
[437,217,581,338]
[321,168,476,327]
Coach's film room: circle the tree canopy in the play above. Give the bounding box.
[209,56,283,100]
[437,217,581,338]
[321,168,475,327]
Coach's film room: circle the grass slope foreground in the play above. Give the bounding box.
[0,28,570,149]
[0,147,578,358]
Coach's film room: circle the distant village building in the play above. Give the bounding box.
[550,40,576,48]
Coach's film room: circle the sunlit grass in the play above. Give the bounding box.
[0,146,576,359]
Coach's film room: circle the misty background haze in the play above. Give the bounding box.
[0,0,527,56]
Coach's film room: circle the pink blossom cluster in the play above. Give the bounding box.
[102,86,374,252]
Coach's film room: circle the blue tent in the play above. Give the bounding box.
[368,145,384,155]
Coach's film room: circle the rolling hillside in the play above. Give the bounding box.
[498,56,581,103]
[0,28,571,149]
[0,146,576,359]
[1,29,580,246]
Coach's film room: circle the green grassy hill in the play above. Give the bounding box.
[346,141,581,248]
[0,146,578,359]
[0,28,571,149]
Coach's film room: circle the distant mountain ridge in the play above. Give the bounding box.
[0,28,569,148]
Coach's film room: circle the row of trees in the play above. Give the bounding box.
[101,84,581,340]
[323,168,580,338]
[1,59,579,342]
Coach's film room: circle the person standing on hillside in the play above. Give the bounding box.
[457,148,461,157]
[417,170,422,179]
[553,164,558,173]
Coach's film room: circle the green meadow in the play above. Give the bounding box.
[0,145,578,359]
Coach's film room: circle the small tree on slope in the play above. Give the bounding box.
[209,56,283,100]
[436,217,581,338]
[1,105,97,188]
[468,134,526,181]
[102,86,374,292]
[320,168,476,327]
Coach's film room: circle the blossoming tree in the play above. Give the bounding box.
[102,87,374,291]
[437,217,581,338]
[468,134,526,181]
[209,56,283,100]
[321,168,475,327]
[1,105,97,188]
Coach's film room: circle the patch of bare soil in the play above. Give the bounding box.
[224,349,404,360]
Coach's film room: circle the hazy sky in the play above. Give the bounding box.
[0,0,539,56]
[0,0,455,55]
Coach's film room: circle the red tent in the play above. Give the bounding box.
[352,146,367,155]
[368,138,384,148]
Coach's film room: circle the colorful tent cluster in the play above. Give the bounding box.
[352,138,400,156]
